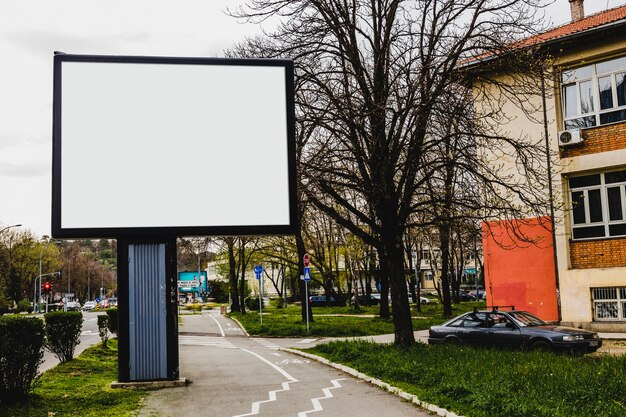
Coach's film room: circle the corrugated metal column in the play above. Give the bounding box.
[117,237,179,383]
[128,244,167,380]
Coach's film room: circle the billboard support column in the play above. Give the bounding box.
[117,236,179,382]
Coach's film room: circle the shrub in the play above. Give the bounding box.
[44,311,83,363]
[245,296,261,311]
[185,304,202,312]
[17,299,33,314]
[105,308,118,335]
[208,280,229,302]
[0,316,45,403]
[97,315,109,348]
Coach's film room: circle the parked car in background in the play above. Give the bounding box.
[468,290,487,300]
[428,308,602,354]
[457,291,474,301]
[99,299,110,309]
[309,295,339,307]
[109,297,118,307]
[82,301,97,311]
[418,296,431,304]
[351,294,380,306]
[65,300,81,311]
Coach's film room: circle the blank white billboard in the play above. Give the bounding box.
[52,55,296,238]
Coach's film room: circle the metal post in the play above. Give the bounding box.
[37,249,42,313]
[474,236,479,300]
[197,250,201,302]
[305,280,309,333]
[259,272,263,326]
[413,251,420,307]
[33,276,38,314]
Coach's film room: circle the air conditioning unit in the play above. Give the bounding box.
[558,129,583,146]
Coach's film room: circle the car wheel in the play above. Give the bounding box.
[530,340,552,352]
[444,337,462,345]
[421,299,428,304]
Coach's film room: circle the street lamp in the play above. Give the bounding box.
[65,252,86,311]
[0,224,21,235]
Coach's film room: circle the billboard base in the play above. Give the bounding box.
[117,237,179,382]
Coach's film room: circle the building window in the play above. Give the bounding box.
[569,170,626,240]
[561,56,626,129]
[592,287,626,321]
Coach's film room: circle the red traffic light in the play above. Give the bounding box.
[43,281,51,293]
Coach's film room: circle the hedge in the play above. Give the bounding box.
[0,316,45,403]
[44,311,83,363]
[105,308,118,335]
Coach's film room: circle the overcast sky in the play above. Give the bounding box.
[1,0,623,237]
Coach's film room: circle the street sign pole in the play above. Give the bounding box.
[254,265,263,326]
[305,279,309,333]
[303,264,311,333]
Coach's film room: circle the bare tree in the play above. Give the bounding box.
[232,0,551,345]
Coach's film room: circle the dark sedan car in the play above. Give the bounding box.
[308,295,340,307]
[351,294,380,306]
[428,308,602,353]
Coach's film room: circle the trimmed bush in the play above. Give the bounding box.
[97,315,109,348]
[105,308,118,335]
[244,296,261,311]
[44,311,83,363]
[0,316,45,403]
[17,299,33,314]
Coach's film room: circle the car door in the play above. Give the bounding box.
[459,313,488,345]
[485,312,522,347]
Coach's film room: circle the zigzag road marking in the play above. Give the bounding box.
[297,378,346,417]
[232,348,298,417]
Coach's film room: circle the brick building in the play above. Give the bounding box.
[468,1,626,331]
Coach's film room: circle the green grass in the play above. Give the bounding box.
[1,340,146,417]
[306,340,626,417]
[229,301,485,337]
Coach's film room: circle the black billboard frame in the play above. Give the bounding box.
[51,52,298,240]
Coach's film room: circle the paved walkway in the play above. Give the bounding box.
[139,310,431,417]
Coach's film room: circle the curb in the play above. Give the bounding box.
[281,347,465,417]
[228,315,250,337]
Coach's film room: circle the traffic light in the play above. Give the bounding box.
[43,281,52,293]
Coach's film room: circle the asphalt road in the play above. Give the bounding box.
[139,311,430,417]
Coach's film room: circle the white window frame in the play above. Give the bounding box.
[569,171,626,240]
[591,286,626,321]
[561,56,626,129]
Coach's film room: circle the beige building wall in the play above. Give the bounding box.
[473,40,626,329]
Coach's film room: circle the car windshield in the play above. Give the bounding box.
[508,311,547,327]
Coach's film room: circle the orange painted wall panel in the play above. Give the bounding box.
[482,217,559,322]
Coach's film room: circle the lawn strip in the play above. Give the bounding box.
[1,340,146,417]
[228,301,485,337]
[305,340,626,417]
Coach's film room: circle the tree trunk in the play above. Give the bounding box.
[377,247,390,319]
[238,239,246,314]
[227,238,240,312]
[439,225,453,317]
[383,239,415,347]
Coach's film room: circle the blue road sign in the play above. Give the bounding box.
[254,265,263,279]
[303,267,311,281]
